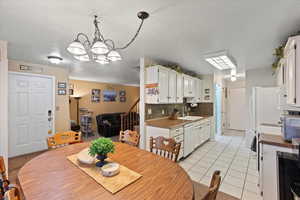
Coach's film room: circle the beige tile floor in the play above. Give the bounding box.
[179,130,262,200]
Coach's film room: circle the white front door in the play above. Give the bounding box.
[8,73,54,157]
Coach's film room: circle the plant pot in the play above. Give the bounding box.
[96,154,108,167]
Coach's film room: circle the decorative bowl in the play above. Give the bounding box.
[77,148,95,165]
[100,162,120,177]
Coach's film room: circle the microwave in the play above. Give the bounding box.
[282,115,300,142]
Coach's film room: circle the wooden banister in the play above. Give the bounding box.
[121,98,140,131]
[125,98,140,115]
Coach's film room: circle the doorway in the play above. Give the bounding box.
[227,88,246,131]
[214,84,222,135]
[8,72,55,157]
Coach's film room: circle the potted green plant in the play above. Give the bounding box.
[89,138,115,167]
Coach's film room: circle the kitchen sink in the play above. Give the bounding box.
[178,116,203,121]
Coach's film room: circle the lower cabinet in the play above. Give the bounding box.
[259,143,293,200]
[183,118,211,157]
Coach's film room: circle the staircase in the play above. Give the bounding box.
[120,98,140,131]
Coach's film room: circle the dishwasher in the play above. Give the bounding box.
[183,123,195,157]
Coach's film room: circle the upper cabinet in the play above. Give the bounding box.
[183,75,196,98]
[168,70,177,103]
[145,65,212,104]
[195,79,203,102]
[145,65,183,104]
[176,73,183,103]
[284,36,300,107]
[201,79,214,103]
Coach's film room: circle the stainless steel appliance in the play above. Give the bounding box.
[282,115,300,142]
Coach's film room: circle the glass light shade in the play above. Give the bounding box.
[107,50,122,61]
[91,41,109,55]
[47,56,63,64]
[67,40,86,55]
[231,75,237,82]
[74,54,90,62]
[94,55,109,64]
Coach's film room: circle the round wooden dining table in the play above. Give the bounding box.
[17,142,194,200]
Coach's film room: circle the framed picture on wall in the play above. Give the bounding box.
[119,90,126,97]
[103,90,117,102]
[91,89,100,103]
[58,89,66,95]
[58,82,67,88]
[120,96,126,102]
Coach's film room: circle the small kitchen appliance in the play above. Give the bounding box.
[282,115,300,142]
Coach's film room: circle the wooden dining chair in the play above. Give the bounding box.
[5,187,21,200]
[119,130,140,147]
[0,156,8,200]
[47,131,82,149]
[149,136,181,162]
[201,170,221,200]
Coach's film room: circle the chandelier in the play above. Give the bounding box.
[66,11,149,64]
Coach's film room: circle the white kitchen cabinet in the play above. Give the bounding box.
[183,118,212,157]
[260,143,293,200]
[183,75,196,98]
[145,65,180,104]
[184,123,194,157]
[158,67,169,103]
[176,73,183,103]
[284,36,300,107]
[201,79,213,103]
[168,70,177,103]
[190,78,196,97]
[187,78,203,103]
[195,79,203,102]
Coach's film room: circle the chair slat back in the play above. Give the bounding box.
[6,187,21,200]
[202,170,221,200]
[0,156,7,181]
[150,136,181,162]
[47,131,82,149]
[119,130,140,147]
[0,156,9,200]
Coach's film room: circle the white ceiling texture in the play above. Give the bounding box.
[1,0,300,85]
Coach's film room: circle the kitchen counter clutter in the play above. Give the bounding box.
[146,116,213,160]
[259,133,295,149]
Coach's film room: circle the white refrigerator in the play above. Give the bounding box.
[250,87,282,138]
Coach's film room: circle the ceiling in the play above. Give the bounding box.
[1,0,300,85]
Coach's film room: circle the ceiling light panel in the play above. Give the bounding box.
[204,51,237,70]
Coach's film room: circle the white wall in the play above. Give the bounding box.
[0,41,8,167]
[225,79,246,89]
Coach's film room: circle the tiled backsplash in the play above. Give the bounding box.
[145,103,213,120]
[188,103,214,116]
[145,104,184,120]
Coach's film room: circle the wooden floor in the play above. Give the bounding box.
[8,151,238,200]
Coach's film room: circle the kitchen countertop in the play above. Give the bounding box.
[259,133,295,149]
[260,123,281,127]
[146,116,212,129]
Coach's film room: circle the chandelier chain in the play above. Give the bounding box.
[115,19,144,50]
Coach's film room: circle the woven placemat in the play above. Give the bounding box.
[67,154,142,194]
